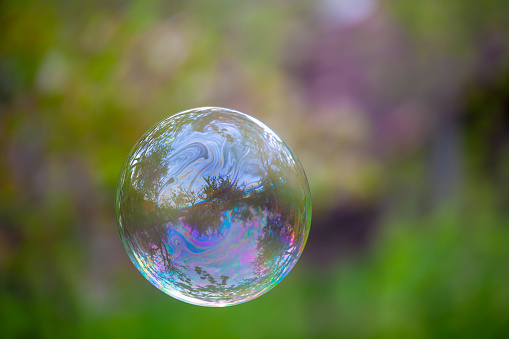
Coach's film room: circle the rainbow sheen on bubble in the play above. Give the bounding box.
[115,107,311,307]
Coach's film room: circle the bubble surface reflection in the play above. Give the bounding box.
[116,107,311,306]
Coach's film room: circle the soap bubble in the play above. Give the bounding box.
[115,107,311,307]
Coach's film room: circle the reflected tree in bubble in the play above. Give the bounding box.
[116,107,311,306]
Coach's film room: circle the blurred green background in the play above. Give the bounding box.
[2,0,509,337]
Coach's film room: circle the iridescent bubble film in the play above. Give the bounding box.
[115,107,311,307]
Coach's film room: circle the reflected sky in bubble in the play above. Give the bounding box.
[116,107,311,306]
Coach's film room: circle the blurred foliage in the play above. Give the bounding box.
[1,0,509,337]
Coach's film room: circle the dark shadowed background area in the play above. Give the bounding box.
[2,0,509,337]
